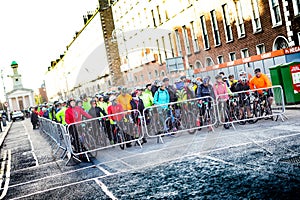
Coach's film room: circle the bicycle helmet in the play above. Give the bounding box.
[240,76,248,83]
[103,95,109,102]
[228,74,234,79]
[239,70,246,76]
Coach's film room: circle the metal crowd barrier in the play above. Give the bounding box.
[143,97,217,143]
[65,109,144,162]
[39,117,67,159]
[215,85,287,126]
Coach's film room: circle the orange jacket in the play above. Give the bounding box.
[249,74,272,93]
[117,94,132,111]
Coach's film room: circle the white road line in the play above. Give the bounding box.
[96,165,112,175]
[22,121,39,166]
[94,178,118,200]
[9,164,97,188]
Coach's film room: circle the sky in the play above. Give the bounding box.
[0,0,98,101]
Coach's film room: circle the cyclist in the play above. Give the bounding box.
[117,87,132,111]
[228,74,238,87]
[140,83,153,108]
[65,98,92,153]
[219,71,230,87]
[213,75,232,129]
[151,80,160,97]
[108,95,132,148]
[99,95,113,144]
[235,76,252,119]
[130,90,147,144]
[81,94,91,112]
[55,101,68,125]
[249,68,273,105]
[153,81,170,133]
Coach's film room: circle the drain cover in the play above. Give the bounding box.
[279,156,300,164]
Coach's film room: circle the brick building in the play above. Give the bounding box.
[111,0,300,85]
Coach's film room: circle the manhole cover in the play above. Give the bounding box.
[279,156,300,164]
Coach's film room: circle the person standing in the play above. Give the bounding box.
[117,87,132,111]
[31,107,39,130]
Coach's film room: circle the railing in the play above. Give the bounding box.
[38,85,287,164]
[215,85,287,128]
[143,97,217,143]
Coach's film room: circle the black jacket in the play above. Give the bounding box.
[88,106,106,118]
[166,85,178,102]
[31,111,39,124]
[130,98,145,124]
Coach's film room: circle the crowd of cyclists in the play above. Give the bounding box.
[32,67,274,153]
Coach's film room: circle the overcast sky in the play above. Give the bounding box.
[0,0,98,101]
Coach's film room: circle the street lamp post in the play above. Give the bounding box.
[1,69,11,121]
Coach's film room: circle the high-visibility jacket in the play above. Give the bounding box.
[249,74,272,93]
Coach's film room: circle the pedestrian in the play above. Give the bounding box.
[31,106,39,130]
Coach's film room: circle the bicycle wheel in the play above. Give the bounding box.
[116,129,125,150]
[186,112,197,134]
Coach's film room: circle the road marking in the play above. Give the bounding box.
[22,121,39,166]
[96,165,112,175]
[94,178,118,200]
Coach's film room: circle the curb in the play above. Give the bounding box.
[285,107,300,110]
[0,122,13,148]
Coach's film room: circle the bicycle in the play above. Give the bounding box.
[179,102,198,134]
[110,121,126,150]
[79,122,98,157]
[252,90,273,121]
[196,99,214,131]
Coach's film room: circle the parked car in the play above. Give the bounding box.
[12,111,25,122]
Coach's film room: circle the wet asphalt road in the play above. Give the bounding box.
[1,110,300,199]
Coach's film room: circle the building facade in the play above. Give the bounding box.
[111,0,300,84]
[45,0,300,100]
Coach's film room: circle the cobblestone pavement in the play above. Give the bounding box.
[1,110,300,199]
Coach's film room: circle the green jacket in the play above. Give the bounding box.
[82,99,91,112]
[140,89,154,108]
[55,106,67,125]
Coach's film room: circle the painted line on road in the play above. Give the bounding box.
[96,165,112,175]
[94,178,118,200]
[22,121,39,166]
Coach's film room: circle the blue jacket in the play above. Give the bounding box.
[153,88,170,108]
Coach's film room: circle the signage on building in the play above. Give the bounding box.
[166,57,184,72]
[290,64,300,94]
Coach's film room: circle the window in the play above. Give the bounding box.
[195,61,203,68]
[241,48,249,58]
[222,4,233,42]
[134,76,138,82]
[151,9,156,27]
[205,57,214,67]
[157,5,162,24]
[141,74,144,82]
[273,36,289,50]
[269,0,282,26]
[229,52,236,61]
[210,10,221,46]
[256,44,266,55]
[161,71,165,77]
[298,32,300,45]
[234,0,245,38]
[190,21,199,52]
[250,0,262,32]
[175,30,182,56]
[292,0,300,16]
[148,72,152,79]
[200,15,210,49]
[168,33,175,57]
[217,55,224,64]
[182,26,191,55]
[155,70,159,77]
[162,36,168,59]
[156,39,162,64]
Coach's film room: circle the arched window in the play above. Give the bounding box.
[134,76,138,82]
[161,71,165,77]
[273,36,289,50]
[195,61,203,69]
[205,57,214,67]
[155,70,159,77]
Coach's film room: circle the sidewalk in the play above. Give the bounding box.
[285,104,300,110]
[0,121,13,147]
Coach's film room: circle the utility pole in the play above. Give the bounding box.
[1,69,11,121]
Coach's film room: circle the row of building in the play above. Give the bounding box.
[45,0,300,101]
